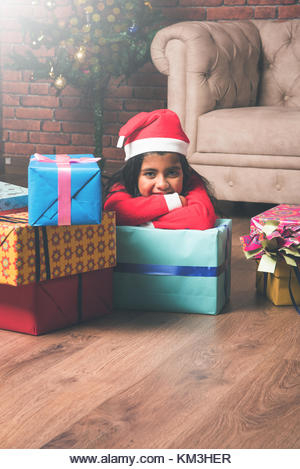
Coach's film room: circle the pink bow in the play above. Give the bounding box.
[33,153,100,225]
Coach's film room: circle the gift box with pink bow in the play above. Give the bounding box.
[240,204,300,310]
[240,204,300,274]
[28,153,101,226]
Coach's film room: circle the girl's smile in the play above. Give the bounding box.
[138,153,183,197]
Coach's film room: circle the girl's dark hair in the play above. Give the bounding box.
[104,152,217,210]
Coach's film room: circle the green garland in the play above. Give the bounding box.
[10,0,164,169]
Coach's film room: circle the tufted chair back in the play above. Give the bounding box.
[170,21,261,110]
[151,21,261,154]
[253,20,300,108]
[151,19,300,204]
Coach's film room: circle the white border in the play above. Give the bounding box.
[0,449,299,468]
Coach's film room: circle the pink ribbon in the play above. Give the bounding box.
[33,153,100,225]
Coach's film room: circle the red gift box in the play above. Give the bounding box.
[0,268,112,335]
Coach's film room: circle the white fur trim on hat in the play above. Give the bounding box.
[117,136,125,148]
[124,137,189,160]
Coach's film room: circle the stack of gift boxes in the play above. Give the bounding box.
[240,204,300,310]
[1,158,297,328]
[0,153,233,335]
[0,154,116,335]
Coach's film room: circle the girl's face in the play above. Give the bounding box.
[138,152,183,197]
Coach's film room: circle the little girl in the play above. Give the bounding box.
[104,109,216,230]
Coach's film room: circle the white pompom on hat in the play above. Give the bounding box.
[117,109,190,161]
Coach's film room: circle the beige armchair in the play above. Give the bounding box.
[151,20,300,204]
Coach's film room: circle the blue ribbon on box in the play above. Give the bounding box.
[289,268,300,314]
[114,262,226,277]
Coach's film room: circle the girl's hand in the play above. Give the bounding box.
[179,195,187,206]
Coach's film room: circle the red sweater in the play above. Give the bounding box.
[104,174,216,230]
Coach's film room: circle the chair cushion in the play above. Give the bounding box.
[197,106,300,157]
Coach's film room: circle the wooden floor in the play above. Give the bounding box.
[0,203,299,449]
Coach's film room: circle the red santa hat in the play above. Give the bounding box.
[117,109,190,161]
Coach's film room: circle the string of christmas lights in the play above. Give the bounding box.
[10,0,164,168]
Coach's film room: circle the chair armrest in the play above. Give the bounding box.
[151,21,261,156]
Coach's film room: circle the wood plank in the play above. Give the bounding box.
[175,356,300,449]
[42,305,299,449]
[0,213,298,449]
[0,311,215,448]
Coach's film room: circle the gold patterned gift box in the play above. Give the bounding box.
[0,209,116,286]
[256,261,300,306]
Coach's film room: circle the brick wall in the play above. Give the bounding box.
[1,0,299,177]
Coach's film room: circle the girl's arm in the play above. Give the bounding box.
[152,176,216,230]
[104,185,182,226]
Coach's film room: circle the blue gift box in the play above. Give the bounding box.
[113,219,232,315]
[0,182,28,210]
[28,154,101,226]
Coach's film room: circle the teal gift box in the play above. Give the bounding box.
[0,182,28,210]
[113,219,232,315]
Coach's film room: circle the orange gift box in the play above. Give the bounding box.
[256,261,300,306]
[0,209,116,286]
